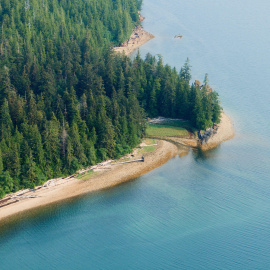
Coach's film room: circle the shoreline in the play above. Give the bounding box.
[146,112,234,151]
[0,112,234,225]
[0,7,234,224]
[0,140,178,224]
[114,25,154,56]
[199,112,234,151]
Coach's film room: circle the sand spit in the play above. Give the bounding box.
[0,140,178,224]
[146,113,234,151]
[0,113,234,224]
[199,112,234,151]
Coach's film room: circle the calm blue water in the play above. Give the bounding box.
[1,0,270,269]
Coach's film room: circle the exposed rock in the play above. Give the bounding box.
[198,126,217,144]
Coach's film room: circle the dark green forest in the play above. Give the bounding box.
[0,0,221,197]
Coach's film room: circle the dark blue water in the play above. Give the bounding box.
[1,0,270,269]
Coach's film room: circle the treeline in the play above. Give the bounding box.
[0,0,143,196]
[132,54,222,129]
[0,0,141,51]
[0,0,221,197]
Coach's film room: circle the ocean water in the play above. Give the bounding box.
[1,0,270,269]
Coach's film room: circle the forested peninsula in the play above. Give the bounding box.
[0,0,222,198]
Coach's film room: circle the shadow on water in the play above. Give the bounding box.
[0,173,145,239]
[192,145,221,161]
[0,143,223,240]
[0,192,99,239]
[0,143,223,241]
[0,201,69,239]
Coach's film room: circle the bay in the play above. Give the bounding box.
[1,0,270,269]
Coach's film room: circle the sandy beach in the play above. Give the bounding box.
[0,11,234,224]
[0,140,178,224]
[199,112,234,151]
[114,25,154,56]
[0,112,234,224]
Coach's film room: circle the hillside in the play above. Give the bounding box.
[0,0,222,197]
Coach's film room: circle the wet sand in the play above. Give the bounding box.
[0,140,178,223]
[0,112,234,223]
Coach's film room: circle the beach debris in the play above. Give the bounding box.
[118,26,147,47]
[111,158,144,165]
[148,116,187,124]
[114,25,154,55]
[0,189,40,206]
[0,148,146,208]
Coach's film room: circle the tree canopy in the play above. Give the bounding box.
[0,0,222,197]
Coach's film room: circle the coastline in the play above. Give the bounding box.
[114,25,154,56]
[0,112,234,224]
[0,7,234,224]
[0,140,178,224]
[146,113,234,151]
[199,112,234,151]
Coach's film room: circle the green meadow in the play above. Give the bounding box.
[146,124,189,137]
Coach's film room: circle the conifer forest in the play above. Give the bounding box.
[0,0,222,197]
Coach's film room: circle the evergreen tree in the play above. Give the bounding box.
[0,149,3,174]
[0,171,13,196]
[0,0,222,197]
[0,98,13,139]
[6,143,21,179]
[22,150,37,188]
[180,58,192,83]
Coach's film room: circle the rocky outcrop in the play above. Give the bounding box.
[198,113,234,151]
[198,125,218,144]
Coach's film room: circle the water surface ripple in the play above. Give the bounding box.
[1,0,270,269]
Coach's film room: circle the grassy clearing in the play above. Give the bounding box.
[146,124,189,137]
[154,120,197,132]
[139,145,156,154]
[76,170,97,181]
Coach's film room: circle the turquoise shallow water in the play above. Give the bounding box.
[1,0,270,269]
